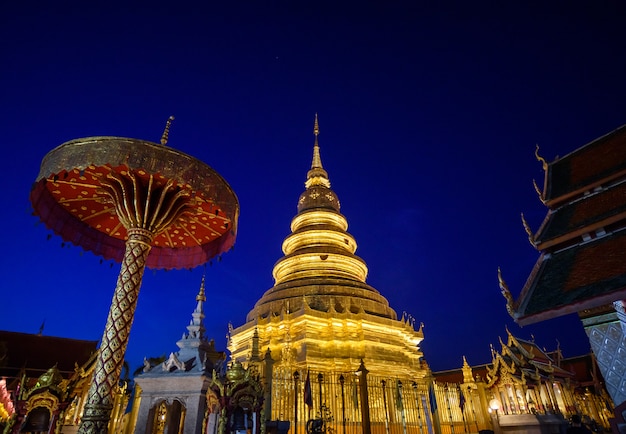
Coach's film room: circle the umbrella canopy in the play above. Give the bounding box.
[30,136,239,269]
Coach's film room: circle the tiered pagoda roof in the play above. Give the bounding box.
[246,115,397,321]
[485,329,573,387]
[229,116,425,378]
[503,124,626,325]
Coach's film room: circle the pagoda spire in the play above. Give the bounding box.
[312,113,322,168]
[306,114,330,189]
[177,273,207,350]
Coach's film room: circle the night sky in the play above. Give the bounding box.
[2,2,626,374]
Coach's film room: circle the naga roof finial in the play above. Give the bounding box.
[498,267,516,318]
[535,144,547,171]
[160,115,175,146]
[532,179,546,204]
[521,213,536,246]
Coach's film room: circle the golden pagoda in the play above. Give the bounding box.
[228,116,428,430]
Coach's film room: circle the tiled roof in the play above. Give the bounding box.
[535,180,626,246]
[545,124,626,203]
[0,330,97,381]
[514,229,626,325]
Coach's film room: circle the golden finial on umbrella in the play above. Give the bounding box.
[160,115,175,146]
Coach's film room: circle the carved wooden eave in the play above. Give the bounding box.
[485,352,521,388]
[529,359,555,374]
[508,335,535,361]
[501,344,523,367]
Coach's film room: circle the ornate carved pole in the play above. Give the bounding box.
[79,171,194,433]
[79,229,154,432]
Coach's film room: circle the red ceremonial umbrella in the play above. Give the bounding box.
[30,119,239,433]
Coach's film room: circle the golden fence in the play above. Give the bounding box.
[269,370,492,434]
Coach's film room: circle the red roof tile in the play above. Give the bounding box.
[0,330,97,381]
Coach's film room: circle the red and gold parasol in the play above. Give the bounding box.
[30,120,239,433]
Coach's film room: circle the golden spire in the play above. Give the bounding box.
[305,113,330,188]
[160,115,175,146]
[535,144,547,171]
[462,355,474,384]
[197,272,206,303]
[312,113,321,168]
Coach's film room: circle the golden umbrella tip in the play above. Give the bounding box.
[160,115,176,146]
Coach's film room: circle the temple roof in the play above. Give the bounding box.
[485,330,574,387]
[542,124,626,204]
[508,124,626,325]
[534,180,626,248]
[0,330,97,381]
[514,229,626,325]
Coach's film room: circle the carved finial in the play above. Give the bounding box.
[160,115,175,146]
[532,179,546,203]
[197,273,206,302]
[497,267,516,318]
[521,213,536,246]
[535,144,547,171]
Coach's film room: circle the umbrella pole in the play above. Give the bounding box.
[78,229,154,434]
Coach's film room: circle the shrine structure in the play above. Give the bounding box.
[433,328,613,433]
[499,123,626,429]
[0,331,130,434]
[131,275,263,434]
[227,116,430,434]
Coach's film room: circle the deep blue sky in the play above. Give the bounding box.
[2,2,626,373]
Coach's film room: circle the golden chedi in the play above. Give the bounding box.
[228,116,426,381]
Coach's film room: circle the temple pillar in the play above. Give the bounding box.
[581,302,626,407]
